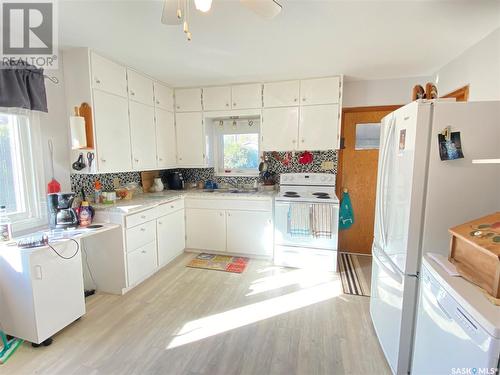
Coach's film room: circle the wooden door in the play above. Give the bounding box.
[261,107,299,151]
[299,104,339,150]
[337,106,400,254]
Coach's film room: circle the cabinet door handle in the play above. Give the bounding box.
[301,139,305,143]
[134,158,139,162]
[140,215,146,219]
[227,213,231,217]
[294,98,298,102]
[130,90,135,96]
[170,205,174,208]
[140,227,146,232]
[34,265,42,280]
[156,99,160,105]
[95,78,101,84]
[158,157,163,161]
[233,102,237,107]
[219,212,223,217]
[292,139,296,144]
[100,158,106,162]
[158,221,162,225]
[176,106,180,109]
[141,250,146,254]
[302,98,306,102]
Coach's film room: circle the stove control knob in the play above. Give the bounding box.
[320,176,327,182]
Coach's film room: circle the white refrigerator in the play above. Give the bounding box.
[369,100,500,375]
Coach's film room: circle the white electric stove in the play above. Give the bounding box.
[274,173,339,271]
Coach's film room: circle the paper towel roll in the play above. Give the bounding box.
[70,116,87,149]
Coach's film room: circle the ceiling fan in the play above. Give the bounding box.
[161,0,283,41]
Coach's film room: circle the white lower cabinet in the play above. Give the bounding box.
[127,242,157,286]
[226,210,273,256]
[184,198,273,257]
[157,209,185,267]
[185,208,226,251]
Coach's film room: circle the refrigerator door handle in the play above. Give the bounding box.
[377,117,396,249]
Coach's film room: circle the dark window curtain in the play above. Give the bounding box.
[0,61,48,112]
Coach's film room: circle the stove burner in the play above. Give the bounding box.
[316,195,331,199]
[285,191,298,195]
[284,193,301,198]
[313,192,329,196]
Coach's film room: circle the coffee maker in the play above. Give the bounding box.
[166,172,185,190]
[47,193,79,229]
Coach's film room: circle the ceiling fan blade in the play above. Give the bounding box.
[240,0,282,19]
[161,0,182,25]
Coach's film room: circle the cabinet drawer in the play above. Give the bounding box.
[127,242,157,286]
[126,220,156,252]
[157,198,184,217]
[126,208,158,228]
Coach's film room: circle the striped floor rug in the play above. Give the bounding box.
[338,253,371,296]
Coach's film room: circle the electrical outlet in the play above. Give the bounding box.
[321,161,334,170]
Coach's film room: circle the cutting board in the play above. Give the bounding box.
[141,171,159,193]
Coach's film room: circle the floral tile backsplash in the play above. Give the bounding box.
[71,150,338,197]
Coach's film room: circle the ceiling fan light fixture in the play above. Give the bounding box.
[194,0,212,12]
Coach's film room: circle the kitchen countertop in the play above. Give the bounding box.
[93,189,277,214]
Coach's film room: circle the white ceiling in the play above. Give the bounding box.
[58,0,500,86]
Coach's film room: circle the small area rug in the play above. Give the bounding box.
[338,252,371,296]
[187,253,249,273]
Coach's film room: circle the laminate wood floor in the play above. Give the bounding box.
[2,253,390,375]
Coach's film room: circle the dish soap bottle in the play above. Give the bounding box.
[0,206,13,242]
[79,201,92,227]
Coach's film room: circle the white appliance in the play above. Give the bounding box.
[412,256,500,375]
[370,100,500,374]
[274,173,339,271]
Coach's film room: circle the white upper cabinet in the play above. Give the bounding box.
[203,86,231,111]
[261,107,299,151]
[299,104,340,151]
[93,90,132,172]
[154,83,174,111]
[231,83,262,109]
[155,108,176,169]
[263,80,300,107]
[300,77,340,105]
[129,101,157,170]
[175,88,202,112]
[176,112,205,166]
[127,69,154,106]
[90,52,128,97]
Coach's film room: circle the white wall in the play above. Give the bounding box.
[434,28,500,101]
[38,53,71,192]
[343,76,431,108]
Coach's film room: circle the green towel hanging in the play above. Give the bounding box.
[339,190,354,230]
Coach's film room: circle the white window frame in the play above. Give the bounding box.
[0,109,46,233]
[213,118,261,177]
